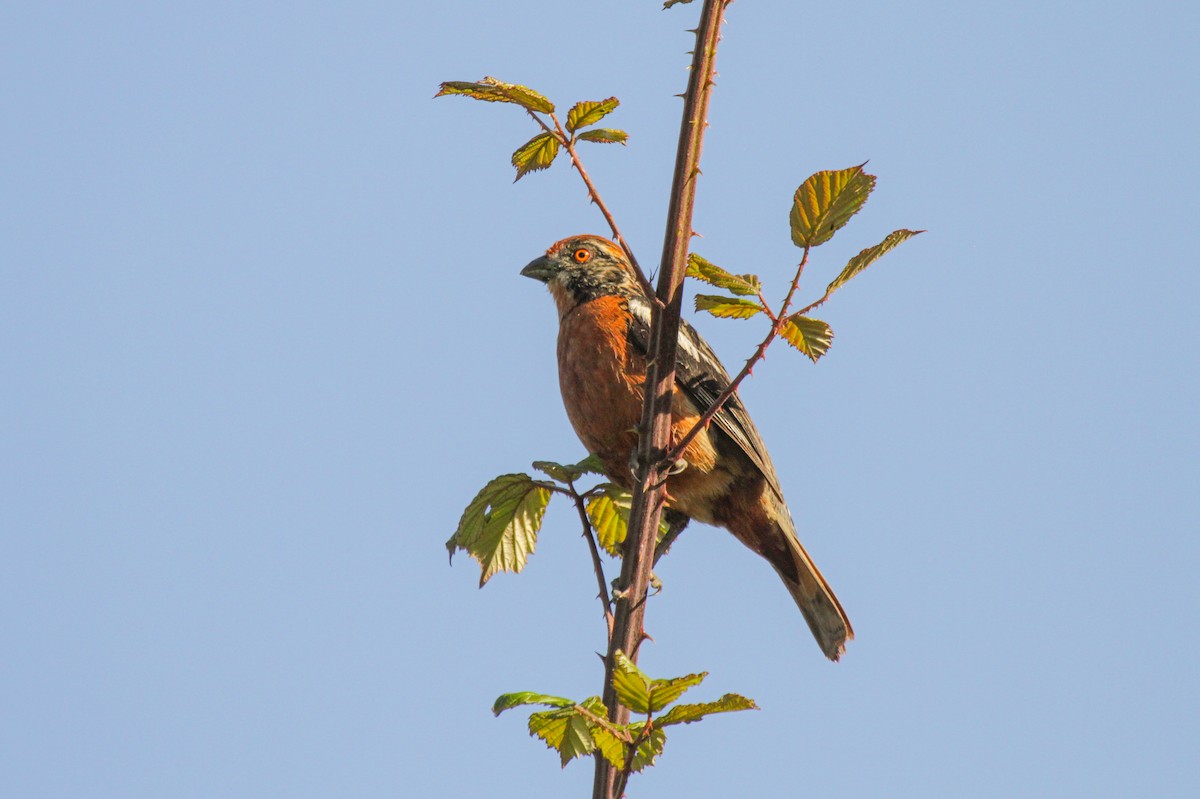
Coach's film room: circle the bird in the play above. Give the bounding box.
[520,234,853,661]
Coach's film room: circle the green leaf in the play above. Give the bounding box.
[578,696,630,769]
[780,315,834,363]
[567,97,619,133]
[657,694,759,727]
[435,76,554,114]
[446,473,551,586]
[686,254,761,296]
[511,132,560,181]
[586,489,629,557]
[827,228,924,295]
[532,460,583,484]
[493,692,574,716]
[574,453,608,476]
[648,672,707,712]
[627,722,667,772]
[528,708,596,767]
[612,651,652,715]
[589,723,629,770]
[586,485,673,557]
[577,128,629,145]
[694,294,764,320]
[790,164,876,248]
[663,0,695,7]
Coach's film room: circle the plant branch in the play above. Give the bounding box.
[594,2,731,798]
[567,481,615,639]
[527,110,659,302]
[612,715,654,799]
[667,246,810,463]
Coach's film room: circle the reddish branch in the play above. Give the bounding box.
[593,2,732,798]
[527,110,659,302]
[667,246,812,463]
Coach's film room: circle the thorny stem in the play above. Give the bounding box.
[595,2,731,798]
[526,110,660,303]
[551,483,615,640]
[667,247,811,463]
[612,714,654,799]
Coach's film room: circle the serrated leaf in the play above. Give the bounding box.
[532,460,584,484]
[577,128,628,145]
[528,708,596,767]
[567,97,619,133]
[827,228,923,295]
[780,315,834,363]
[694,294,764,320]
[663,0,695,7]
[657,694,759,727]
[446,473,551,586]
[627,722,667,772]
[435,76,554,114]
[574,453,608,476]
[589,724,629,770]
[493,692,574,716]
[586,485,672,557]
[612,651,652,715]
[790,164,876,248]
[686,254,761,296]
[648,672,707,712]
[587,490,628,557]
[511,132,560,181]
[576,696,631,768]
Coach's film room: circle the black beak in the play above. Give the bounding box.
[520,255,556,283]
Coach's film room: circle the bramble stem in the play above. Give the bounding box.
[593,2,731,798]
[568,482,615,639]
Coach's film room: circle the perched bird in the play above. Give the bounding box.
[521,234,853,660]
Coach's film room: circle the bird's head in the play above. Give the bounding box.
[521,235,642,312]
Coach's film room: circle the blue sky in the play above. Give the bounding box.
[3,1,1198,796]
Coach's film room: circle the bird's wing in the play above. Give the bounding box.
[626,297,785,501]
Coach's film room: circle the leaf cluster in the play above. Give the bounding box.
[688,163,922,363]
[494,651,756,772]
[446,457,668,586]
[435,77,629,181]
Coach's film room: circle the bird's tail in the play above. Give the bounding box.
[774,519,854,661]
[723,493,854,660]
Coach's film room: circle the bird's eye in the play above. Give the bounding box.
[573,248,592,264]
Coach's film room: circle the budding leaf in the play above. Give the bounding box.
[612,651,652,715]
[435,76,554,114]
[446,473,551,586]
[828,228,924,295]
[790,164,876,248]
[686,254,761,296]
[511,132,561,181]
[780,315,834,363]
[657,694,759,727]
[577,128,629,145]
[648,671,707,712]
[567,97,619,133]
[695,294,764,320]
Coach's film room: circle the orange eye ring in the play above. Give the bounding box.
[572,248,592,264]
